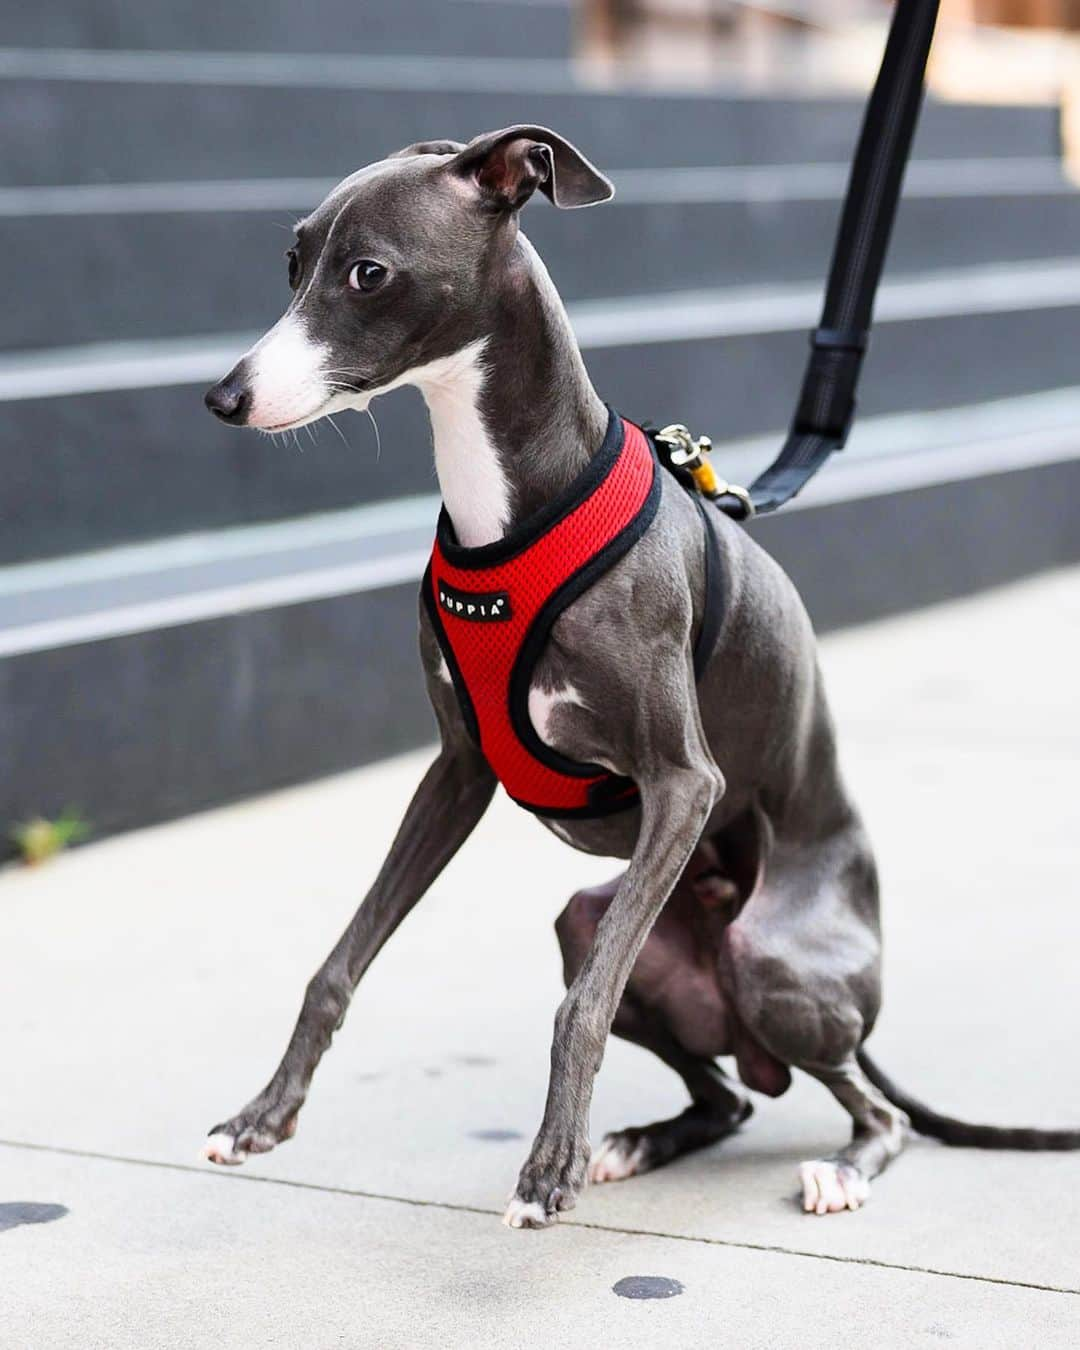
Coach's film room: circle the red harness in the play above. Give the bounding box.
[423,412,719,819]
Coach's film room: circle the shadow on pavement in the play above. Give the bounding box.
[0,1202,69,1233]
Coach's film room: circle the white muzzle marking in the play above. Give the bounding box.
[244,313,333,431]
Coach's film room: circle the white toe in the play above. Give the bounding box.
[799,1160,868,1215]
[589,1136,647,1184]
[839,1166,871,1211]
[502,1198,551,1229]
[201,1132,246,1166]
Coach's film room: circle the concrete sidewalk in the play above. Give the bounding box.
[2,566,1079,1348]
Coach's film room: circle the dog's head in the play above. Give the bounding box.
[204,126,612,432]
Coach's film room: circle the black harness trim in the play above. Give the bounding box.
[422,558,481,747]
[692,493,724,683]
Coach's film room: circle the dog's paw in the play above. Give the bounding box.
[200,1109,297,1167]
[201,1132,249,1166]
[588,1132,650,1184]
[502,1196,557,1229]
[798,1159,870,1215]
[503,1138,589,1229]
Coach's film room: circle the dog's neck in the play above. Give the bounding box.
[414,235,608,548]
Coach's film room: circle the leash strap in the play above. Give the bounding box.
[718,0,941,520]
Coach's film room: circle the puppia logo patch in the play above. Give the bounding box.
[438,582,513,622]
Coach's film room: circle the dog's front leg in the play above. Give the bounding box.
[203,742,495,1166]
[504,755,722,1227]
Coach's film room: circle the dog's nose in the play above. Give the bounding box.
[204,377,252,424]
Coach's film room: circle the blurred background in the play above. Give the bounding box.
[2,0,1079,857]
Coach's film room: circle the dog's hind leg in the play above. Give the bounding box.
[721,815,908,1214]
[589,1027,751,1183]
[795,1059,908,1214]
[556,877,750,1186]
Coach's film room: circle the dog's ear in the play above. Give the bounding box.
[393,139,466,158]
[451,126,614,210]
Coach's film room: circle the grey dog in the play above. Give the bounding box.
[203,126,1078,1225]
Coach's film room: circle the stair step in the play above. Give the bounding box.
[0,495,436,657]
[2,258,1080,564]
[0,51,1058,185]
[3,387,1079,852]
[3,160,1077,350]
[5,384,1080,655]
[2,0,574,60]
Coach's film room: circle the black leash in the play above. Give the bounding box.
[713,0,941,520]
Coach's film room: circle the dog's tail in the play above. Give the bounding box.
[857,1049,1080,1151]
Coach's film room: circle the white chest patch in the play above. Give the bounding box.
[528,683,587,749]
[414,340,509,548]
[336,337,508,549]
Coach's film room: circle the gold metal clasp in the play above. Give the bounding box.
[655,424,754,516]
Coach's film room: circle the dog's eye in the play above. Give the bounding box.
[285,248,300,289]
[348,260,388,292]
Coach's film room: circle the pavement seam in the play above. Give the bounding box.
[3,1135,1077,1298]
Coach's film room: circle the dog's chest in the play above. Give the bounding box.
[424,415,655,820]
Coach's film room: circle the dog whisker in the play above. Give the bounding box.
[365,407,382,462]
[324,413,350,449]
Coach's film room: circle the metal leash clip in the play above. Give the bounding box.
[655,424,754,517]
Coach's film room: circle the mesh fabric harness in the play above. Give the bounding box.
[424,412,720,819]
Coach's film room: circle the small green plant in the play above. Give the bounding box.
[8,810,91,866]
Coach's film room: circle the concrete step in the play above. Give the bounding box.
[4,386,1079,849]
[2,0,574,60]
[3,159,1076,350]
[3,258,1080,563]
[0,50,1059,185]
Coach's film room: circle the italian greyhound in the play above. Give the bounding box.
[202,126,1079,1225]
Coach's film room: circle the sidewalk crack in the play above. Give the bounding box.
[2,1135,1076,1298]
